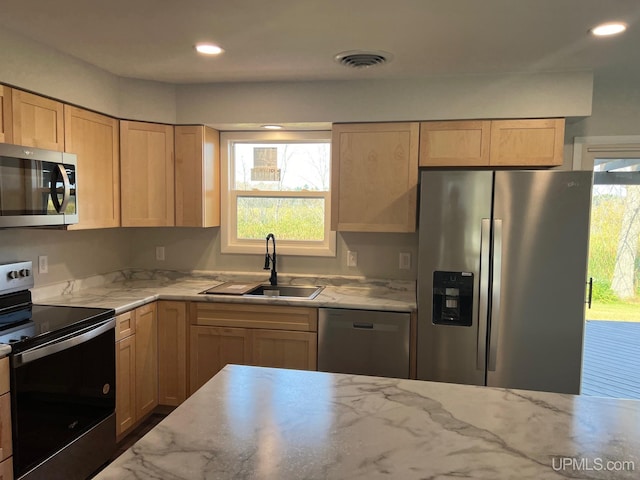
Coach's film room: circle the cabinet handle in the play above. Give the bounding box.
[352,322,374,329]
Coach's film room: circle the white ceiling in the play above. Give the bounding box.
[1,0,640,84]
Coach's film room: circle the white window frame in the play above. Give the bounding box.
[220,130,336,257]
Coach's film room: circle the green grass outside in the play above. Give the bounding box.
[586,300,640,322]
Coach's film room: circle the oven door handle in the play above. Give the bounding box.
[13,318,115,367]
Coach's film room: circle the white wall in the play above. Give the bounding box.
[128,228,418,280]
[0,26,176,123]
[176,72,593,125]
[0,228,132,286]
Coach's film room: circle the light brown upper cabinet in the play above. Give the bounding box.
[489,118,564,166]
[331,122,419,232]
[0,86,12,144]
[11,89,64,151]
[420,118,565,167]
[174,125,220,227]
[120,120,175,226]
[419,120,491,167]
[64,106,120,229]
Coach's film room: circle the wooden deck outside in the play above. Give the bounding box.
[581,320,640,400]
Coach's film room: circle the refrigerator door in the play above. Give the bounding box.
[417,170,493,385]
[488,170,592,394]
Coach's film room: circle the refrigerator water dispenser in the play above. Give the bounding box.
[432,271,473,326]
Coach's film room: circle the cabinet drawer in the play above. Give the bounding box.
[194,303,318,332]
[116,310,136,340]
[0,392,12,462]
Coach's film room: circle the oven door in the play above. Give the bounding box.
[11,318,115,479]
[0,143,77,228]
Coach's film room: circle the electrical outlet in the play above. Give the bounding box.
[156,246,165,261]
[399,252,411,270]
[38,255,48,274]
[347,250,358,267]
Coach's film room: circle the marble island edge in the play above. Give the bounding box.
[94,364,640,480]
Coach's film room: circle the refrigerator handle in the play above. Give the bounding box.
[477,218,491,370]
[488,219,503,372]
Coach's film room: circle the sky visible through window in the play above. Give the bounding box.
[232,142,330,192]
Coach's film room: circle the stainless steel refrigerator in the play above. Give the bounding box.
[417,170,592,394]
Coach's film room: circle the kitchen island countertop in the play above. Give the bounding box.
[95,364,639,480]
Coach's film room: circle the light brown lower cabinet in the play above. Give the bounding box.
[189,326,252,395]
[252,330,317,371]
[0,457,13,480]
[189,303,318,395]
[115,303,158,439]
[157,301,188,406]
[134,303,158,420]
[115,335,136,436]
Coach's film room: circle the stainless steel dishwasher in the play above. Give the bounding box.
[318,308,411,379]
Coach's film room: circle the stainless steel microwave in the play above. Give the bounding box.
[0,143,78,228]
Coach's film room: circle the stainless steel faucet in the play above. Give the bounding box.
[264,233,277,286]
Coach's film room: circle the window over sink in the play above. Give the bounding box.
[220,131,335,256]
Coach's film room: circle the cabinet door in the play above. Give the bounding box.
[116,335,136,438]
[0,393,11,462]
[252,330,317,371]
[158,301,188,406]
[489,118,565,166]
[189,326,251,395]
[331,122,419,232]
[0,457,12,480]
[64,106,120,229]
[0,86,12,144]
[419,120,491,167]
[120,120,175,226]
[135,303,158,419]
[175,125,220,227]
[0,358,8,396]
[11,89,64,151]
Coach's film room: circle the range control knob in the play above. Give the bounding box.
[19,269,31,278]
[7,270,19,280]
[20,335,30,341]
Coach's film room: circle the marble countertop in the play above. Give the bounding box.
[96,364,640,480]
[32,269,416,314]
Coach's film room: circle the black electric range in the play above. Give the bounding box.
[0,261,117,480]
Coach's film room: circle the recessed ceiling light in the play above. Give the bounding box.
[261,125,283,130]
[195,43,224,55]
[590,22,627,37]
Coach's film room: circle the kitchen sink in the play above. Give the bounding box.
[244,285,324,299]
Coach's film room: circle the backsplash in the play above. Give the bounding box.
[1,226,418,289]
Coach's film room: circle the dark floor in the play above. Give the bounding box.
[581,320,640,400]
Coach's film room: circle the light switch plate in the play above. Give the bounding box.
[399,252,411,270]
[38,255,48,274]
[156,246,165,261]
[347,250,358,267]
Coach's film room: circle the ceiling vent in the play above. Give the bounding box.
[334,50,393,69]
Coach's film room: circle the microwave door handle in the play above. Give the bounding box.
[50,164,71,213]
[488,219,503,372]
[13,318,115,367]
